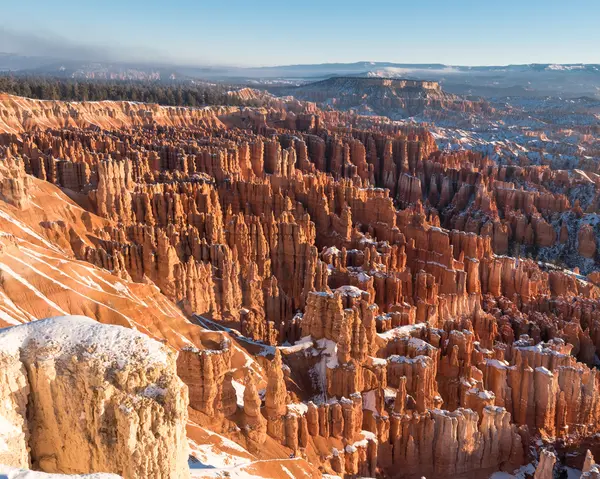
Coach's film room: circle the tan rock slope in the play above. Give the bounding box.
[1,92,600,477]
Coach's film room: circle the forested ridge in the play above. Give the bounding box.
[0,75,258,106]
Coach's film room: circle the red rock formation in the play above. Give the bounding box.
[579,224,597,258]
[584,450,596,474]
[265,350,289,441]
[3,94,600,478]
[176,340,231,416]
[243,371,268,444]
[534,449,556,479]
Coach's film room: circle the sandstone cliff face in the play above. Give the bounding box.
[0,316,189,479]
[0,348,29,468]
[0,94,231,135]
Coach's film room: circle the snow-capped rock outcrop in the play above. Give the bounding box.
[0,315,189,479]
[0,465,122,478]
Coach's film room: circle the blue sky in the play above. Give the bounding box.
[2,0,599,66]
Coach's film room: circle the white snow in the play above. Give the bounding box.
[6,252,135,325]
[317,338,339,369]
[189,458,306,479]
[352,429,377,448]
[377,322,427,340]
[0,465,121,478]
[0,209,63,253]
[357,271,372,282]
[479,390,495,400]
[146,295,175,318]
[232,380,246,408]
[0,261,68,315]
[408,337,435,353]
[488,463,536,478]
[21,250,108,296]
[0,291,35,323]
[467,388,495,400]
[196,426,249,454]
[188,438,252,470]
[141,385,167,399]
[286,402,308,416]
[335,285,365,297]
[370,357,387,366]
[70,271,104,292]
[486,358,509,369]
[297,336,341,400]
[0,315,169,366]
[0,309,20,326]
[279,335,313,354]
[280,466,295,479]
[384,387,398,400]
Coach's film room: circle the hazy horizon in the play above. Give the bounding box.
[2,0,600,68]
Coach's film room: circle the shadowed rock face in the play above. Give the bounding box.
[0,315,189,479]
[1,93,600,478]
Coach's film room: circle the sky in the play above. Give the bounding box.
[2,0,600,67]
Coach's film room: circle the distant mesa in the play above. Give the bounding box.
[271,76,486,119]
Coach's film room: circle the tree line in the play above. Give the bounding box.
[0,75,262,107]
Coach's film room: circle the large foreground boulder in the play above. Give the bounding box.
[0,315,189,479]
[0,465,122,478]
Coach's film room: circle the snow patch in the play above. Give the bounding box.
[0,465,121,478]
[377,322,426,340]
[488,462,536,478]
[0,315,169,366]
[287,402,308,416]
[232,380,245,408]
